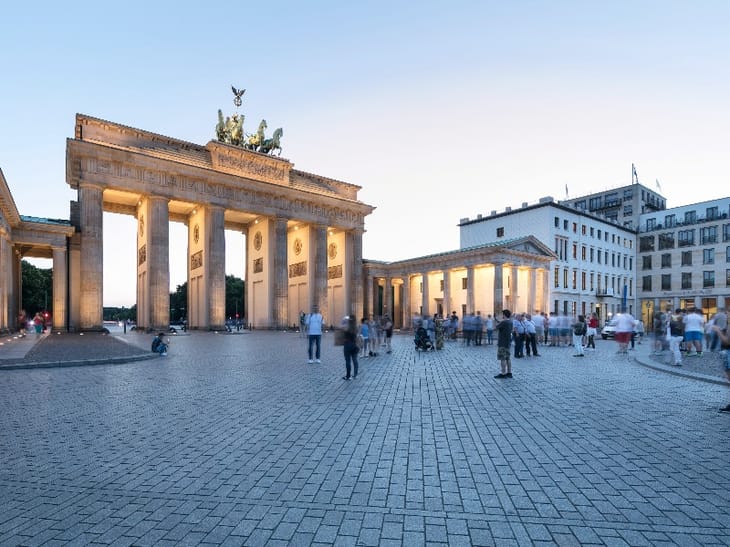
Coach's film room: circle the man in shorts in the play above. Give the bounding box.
[494,310,514,379]
[614,310,636,354]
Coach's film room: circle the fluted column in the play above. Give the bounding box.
[52,246,68,330]
[466,266,475,313]
[149,197,170,330]
[421,272,429,316]
[493,263,504,315]
[364,274,373,319]
[402,275,411,329]
[528,268,537,315]
[511,265,519,313]
[79,183,103,329]
[273,217,289,328]
[442,270,451,318]
[383,277,393,317]
[350,229,363,319]
[313,224,328,315]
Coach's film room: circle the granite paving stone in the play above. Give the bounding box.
[1,331,729,545]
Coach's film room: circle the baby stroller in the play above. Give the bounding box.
[414,326,433,351]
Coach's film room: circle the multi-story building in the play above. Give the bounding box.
[459,196,637,322]
[637,197,730,325]
[560,182,666,230]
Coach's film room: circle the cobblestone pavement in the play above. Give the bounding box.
[1,332,729,546]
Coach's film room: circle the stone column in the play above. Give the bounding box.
[273,217,289,328]
[364,274,373,318]
[402,275,411,329]
[442,270,451,318]
[313,224,328,315]
[383,277,393,318]
[511,265,519,313]
[52,246,68,330]
[79,183,103,330]
[528,267,537,315]
[149,197,170,330]
[466,266,475,313]
[205,206,226,330]
[493,263,504,316]
[350,229,363,319]
[421,272,429,316]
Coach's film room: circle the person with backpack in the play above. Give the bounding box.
[668,309,685,366]
[572,315,586,357]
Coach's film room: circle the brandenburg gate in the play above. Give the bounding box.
[66,114,374,331]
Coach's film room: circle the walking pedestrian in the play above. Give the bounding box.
[683,307,705,357]
[586,313,598,350]
[494,310,514,379]
[305,305,323,363]
[710,324,730,412]
[572,315,586,356]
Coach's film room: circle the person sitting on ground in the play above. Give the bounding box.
[151,333,168,356]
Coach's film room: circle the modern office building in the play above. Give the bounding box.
[637,197,730,325]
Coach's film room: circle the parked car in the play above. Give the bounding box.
[601,319,618,339]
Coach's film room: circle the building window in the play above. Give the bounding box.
[658,232,675,250]
[726,270,730,287]
[646,218,657,231]
[554,266,560,288]
[554,216,559,227]
[707,206,719,220]
[661,254,671,268]
[462,277,468,290]
[563,268,568,289]
[629,257,633,271]
[575,200,586,210]
[700,226,717,245]
[678,229,695,247]
[624,205,633,216]
[590,273,595,290]
[497,227,504,237]
[572,243,577,259]
[681,251,692,266]
[581,225,587,235]
[590,248,594,262]
[589,197,602,210]
[572,270,577,289]
[597,250,602,264]
[723,224,730,242]
[612,253,616,267]
[563,220,569,230]
[597,229,602,239]
[440,280,444,291]
[661,274,671,291]
[581,246,586,260]
[590,227,595,237]
[642,275,652,291]
[682,272,692,290]
[581,271,586,290]
[703,248,715,264]
[642,256,652,270]
[704,271,715,288]
[685,210,697,224]
[572,222,577,233]
[665,214,675,228]
[727,246,730,263]
[639,236,655,252]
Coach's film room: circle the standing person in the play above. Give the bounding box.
[305,305,323,363]
[474,311,484,346]
[17,309,27,337]
[710,308,728,352]
[342,315,359,380]
[668,309,685,366]
[299,310,306,338]
[710,324,730,412]
[572,315,586,357]
[383,315,393,354]
[485,314,495,345]
[359,317,370,358]
[434,315,444,350]
[586,313,599,350]
[614,310,636,354]
[33,312,43,335]
[524,314,539,357]
[683,307,705,357]
[532,312,545,347]
[513,314,526,358]
[494,310,514,379]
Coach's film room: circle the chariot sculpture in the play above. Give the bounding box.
[215,86,283,156]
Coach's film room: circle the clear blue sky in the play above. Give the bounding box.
[3,1,729,306]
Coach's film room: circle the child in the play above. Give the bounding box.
[151,333,168,356]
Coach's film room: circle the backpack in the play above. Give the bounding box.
[574,322,586,336]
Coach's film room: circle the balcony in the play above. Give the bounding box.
[596,288,616,297]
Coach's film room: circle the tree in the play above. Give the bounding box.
[21,260,52,316]
[169,283,187,323]
[225,275,244,319]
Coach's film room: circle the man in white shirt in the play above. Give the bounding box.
[683,307,706,356]
[305,305,324,363]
